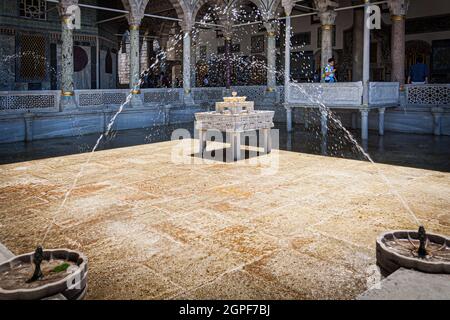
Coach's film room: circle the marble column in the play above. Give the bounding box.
[128,24,143,107]
[182,25,194,105]
[362,0,371,106]
[352,3,364,81]
[224,34,232,91]
[388,0,409,84]
[431,107,443,136]
[378,107,385,136]
[60,13,77,110]
[286,106,293,132]
[122,0,149,107]
[265,23,277,92]
[284,15,292,103]
[140,35,149,74]
[318,10,337,74]
[360,108,369,140]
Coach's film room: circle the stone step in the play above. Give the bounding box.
[0,242,14,263]
[358,268,450,300]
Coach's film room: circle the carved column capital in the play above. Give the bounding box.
[388,0,410,17]
[318,10,337,26]
[282,0,295,16]
[264,22,277,37]
[121,0,150,27]
[314,0,338,12]
[58,0,79,16]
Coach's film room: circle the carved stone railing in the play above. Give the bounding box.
[75,89,129,107]
[0,90,60,112]
[192,86,278,105]
[231,86,267,103]
[141,88,183,105]
[287,82,364,107]
[405,84,450,106]
[369,82,400,106]
[192,87,224,104]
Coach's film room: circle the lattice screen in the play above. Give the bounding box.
[20,0,47,20]
[18,34,47,81]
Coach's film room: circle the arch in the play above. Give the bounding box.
[167,0,188,21]
[192,0,271,23]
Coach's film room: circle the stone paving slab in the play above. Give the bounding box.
[0,139,448,299]
[358,268,450,300]
[0,242,14,263]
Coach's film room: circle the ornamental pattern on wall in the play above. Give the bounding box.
[407,85,450,105]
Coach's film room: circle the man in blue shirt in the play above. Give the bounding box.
[408,57,429,84]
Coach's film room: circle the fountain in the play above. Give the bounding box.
[289,82,450,278]
[377,226,450,277]
[0,248,87,300]
[195,92,274,161]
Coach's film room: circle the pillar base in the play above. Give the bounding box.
[263,89,278,104]
[431,107,444,136]
[378,108,386,136]
[183,92,195,106]
[59,94,77,111]
[360,107,370,141]
[285,104,293,133]
[24,113,34,142]
[223,88,233,97]
[130,93,143,108]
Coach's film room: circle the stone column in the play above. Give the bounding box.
[224,27,232,95]
[388,0,409,84]
[263,22,278,103]
[182,24,194,105]
[59,0,79,111]
[360,108,369,140]
[140,35,149,74]
[129,24,142,100]
[265,22,277,92]
[283,0,294,103]
[285,106,293,132]
[431,107,443,136]
[352,2,364,81]
[362,0,371,106]
[314,0,338,72]
[320,111,328,136]
[122,0,149,107]
[378,107,385,136]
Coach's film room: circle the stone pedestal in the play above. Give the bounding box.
[320,110,328,136]
[24,113,34,142]
[378,107,385,136]
[195,111,275,162]
[431,107,443,136]
[360,108,370,140]
[285,105,293,132]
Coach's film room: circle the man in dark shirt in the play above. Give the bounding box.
[408,57,429,84]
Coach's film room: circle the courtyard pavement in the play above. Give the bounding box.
[0,139,448,299]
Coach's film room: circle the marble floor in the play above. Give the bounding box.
[0,137,449,299]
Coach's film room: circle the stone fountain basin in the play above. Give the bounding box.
[0,249,88,300]
[377,231,450,277]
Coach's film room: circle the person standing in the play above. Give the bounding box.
[408,57,429,84]
[322,57,337,83]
